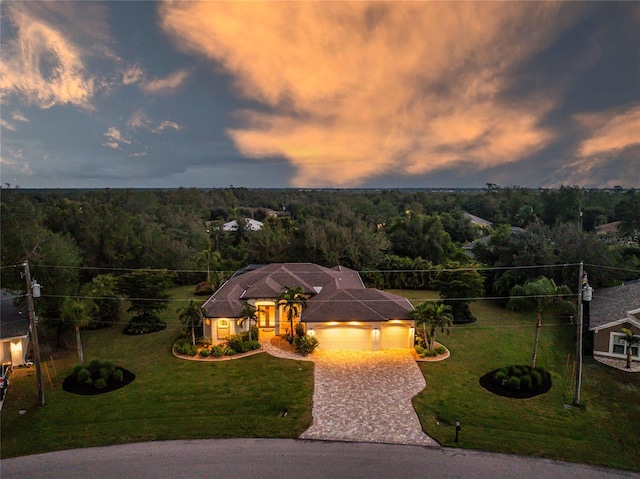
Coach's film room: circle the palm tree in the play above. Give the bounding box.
[507,276,576,368]
[277,286,307,344]
[177,299,203,346]
[238,301,258,341]
[61,298,95,365]
[194,248,221,285]
[620,328,640,369]
[408,301,453,350]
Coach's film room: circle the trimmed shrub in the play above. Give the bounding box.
[507,376,521,390]
[295,334,319,356]
[199,348,210,358]
[510,366,523,377]
[434,346,447,355]
[88,358,102,371]
[493,370,507,383]
[100,367,110,381]
[520,374,533,390]
[94,378,107,389]
[113,369,124,383]
[173,338,197,356]
[72,364,84,376]
[226,335,245,354]
[77,368,92,385]
[210,345,227,357]
[530,369,542,387]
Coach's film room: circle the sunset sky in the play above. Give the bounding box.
[1,1,638,189]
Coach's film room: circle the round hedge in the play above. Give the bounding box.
[479,365,552,399]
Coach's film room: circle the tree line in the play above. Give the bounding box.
[1,186,638,336]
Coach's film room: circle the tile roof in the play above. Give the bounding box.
[202,263,409,322]
[302,288,413,323]
[588,281,640,329]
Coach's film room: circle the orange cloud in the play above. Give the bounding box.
[140,69,190,95]
[548,104,640,187]
[575,105,640,157]
[160,1,585,186]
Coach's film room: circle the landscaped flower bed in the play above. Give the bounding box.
[63,359,135,395]
[479,365,552,399]
[173,332,261,359]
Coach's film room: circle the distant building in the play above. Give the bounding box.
[463,212,493,229]
[594,221,622,235]
[222,218,264,232]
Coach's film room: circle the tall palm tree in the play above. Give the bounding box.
[277,286,307,344]
[238,301,258,341]
[620,328,640,369]
[409,301,453,350]
[61,298,95,365]
[177,299,203,346]
[194,248,221,285]
[507,276,576,368]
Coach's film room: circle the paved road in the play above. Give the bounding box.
[2,439,637,479]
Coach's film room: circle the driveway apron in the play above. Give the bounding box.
[299,350,439,446]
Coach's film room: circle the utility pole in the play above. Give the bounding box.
[23,260,45,406]
[574,261,584,406]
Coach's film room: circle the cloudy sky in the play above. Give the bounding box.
[1,1,638,189]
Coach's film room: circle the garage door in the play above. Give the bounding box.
[381,324,410,349]
[314,326,371,351]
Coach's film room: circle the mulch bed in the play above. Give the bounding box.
[62,368,136,396]
[479,368,552,399]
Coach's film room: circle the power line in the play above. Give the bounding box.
[23,262,585,275]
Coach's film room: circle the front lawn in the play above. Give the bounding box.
[409,295,640,472]
[0,286,314,459]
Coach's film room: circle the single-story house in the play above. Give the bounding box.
[202,263,415,351]
[589,281,640,363]
[0,290,30,366]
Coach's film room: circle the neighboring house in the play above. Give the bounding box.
[589,281,640,364]
[594,221,622,235]
[0,290,30,366]
[222,218,264,232]
[202,263,415,351]
[463,212,493,230]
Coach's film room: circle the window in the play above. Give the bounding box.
[611,332,639,357]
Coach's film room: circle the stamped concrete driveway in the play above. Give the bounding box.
[299,349,438,446]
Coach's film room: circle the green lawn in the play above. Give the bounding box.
[0,286,314,459]
[3,287,639,471]
[411,296,640,472]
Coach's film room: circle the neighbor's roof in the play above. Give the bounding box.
[1,290,30,340]
[589,280,640,330]
[464,212,493,227]
[223,218,263,231]
[201,263,413,322]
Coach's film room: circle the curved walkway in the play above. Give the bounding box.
[263,340,438,446]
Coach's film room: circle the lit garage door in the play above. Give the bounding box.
[381,324,410,349]
[314,325,372,351]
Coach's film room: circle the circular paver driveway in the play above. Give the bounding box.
[299,349,438,446]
